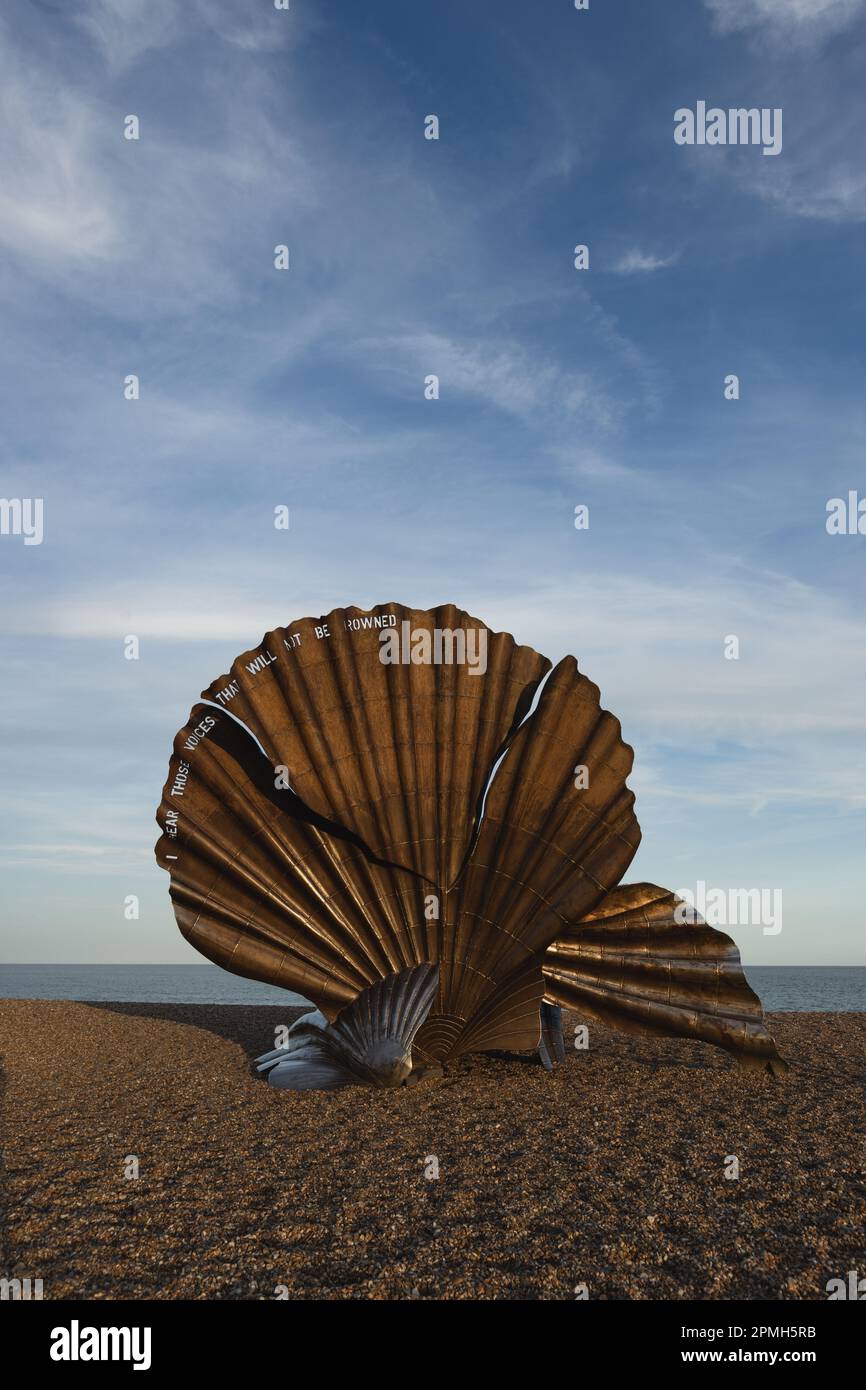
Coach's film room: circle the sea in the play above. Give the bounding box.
[1,965,865,1011]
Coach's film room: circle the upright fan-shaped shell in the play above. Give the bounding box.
[156,604,553,1036]
[155,602,785,1080]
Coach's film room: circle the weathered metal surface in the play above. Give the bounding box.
[198,603,548,890]
[419,652,641,1059]
[155,603,786,1082]
[543,884,788,1076]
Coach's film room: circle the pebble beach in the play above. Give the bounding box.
[1,1001,863,1300]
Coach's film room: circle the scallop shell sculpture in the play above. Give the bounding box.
[155,603,787,1088]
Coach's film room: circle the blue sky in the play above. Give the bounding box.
[1,0,865,968]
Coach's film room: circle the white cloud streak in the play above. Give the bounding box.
[704,0,865,40]
[611,249,679,275]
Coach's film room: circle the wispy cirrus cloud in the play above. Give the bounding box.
[73,0,181,69]
[683,2,866,224]
[611,249,679,275]
[703,0,866,41]
[74,0,298,70]
[349,330,621,428]
[0,12,313,307]
[0,76,118,261]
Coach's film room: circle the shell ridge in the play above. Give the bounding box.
[386,613,431,965]
[543,883,786,1072]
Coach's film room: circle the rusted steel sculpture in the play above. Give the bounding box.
[155,603,787,1089]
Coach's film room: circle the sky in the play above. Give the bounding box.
[1,0,865,969]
